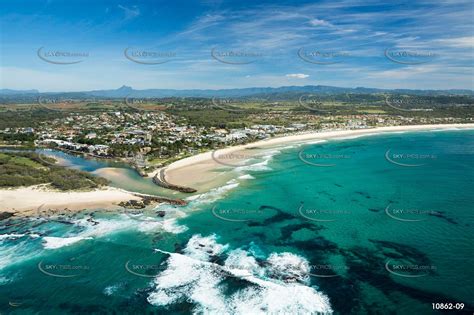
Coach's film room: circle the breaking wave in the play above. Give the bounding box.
[41,214,188,249]
[148,234,333,314]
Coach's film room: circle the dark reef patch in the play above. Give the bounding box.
[289,236,339,253]
[327,240,474,313]
[428,211,458,225]
[246,205,296,226]
[355,191,371,199]
[279,223,324,240]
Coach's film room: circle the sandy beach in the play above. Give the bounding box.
[2,124,473,215]
[0,185,142,216]
[152,124,474,191]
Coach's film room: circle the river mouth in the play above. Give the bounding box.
[1,130,474,314]
[2,148,181,198]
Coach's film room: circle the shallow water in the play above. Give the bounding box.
[35,148,181,198]
[1,129,473,314]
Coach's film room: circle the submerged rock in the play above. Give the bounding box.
[0,212,14,220]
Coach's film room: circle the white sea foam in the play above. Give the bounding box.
[334,133,379,140]
[232,149,279,173]
[430,127,463,132]
[103,283,122,296]
[238,174,255,180]
[42,215,188,249]
[185,180,240,208]
[148,252,227,311]
[184,234,229,261]
[152,205,187,218]
[226,277,332,314]
[301,139,327,145]
[148,234,333,314]
[0,238,42,271]
[43,236,93,249]
[0,234,27,241]
[235,159,271,172]
[224,249,262,278]
[184,148,279,208]
[266,252,310,283]
[184,194,201,201]
[261,148,281,158]
[162,219,188,234]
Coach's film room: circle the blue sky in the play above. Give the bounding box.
[1,0,473,91]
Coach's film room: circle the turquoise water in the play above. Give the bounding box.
[1,129,473,314]
[35,149,180,198]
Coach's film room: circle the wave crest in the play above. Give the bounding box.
[148,234,333,314]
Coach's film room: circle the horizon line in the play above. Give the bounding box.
[2,84,473,94]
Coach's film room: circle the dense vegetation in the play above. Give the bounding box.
[0,108,65,129]
[167,109,250,128]
[0,152,108,190]
[1,93,473,131]
[0,132,36,144]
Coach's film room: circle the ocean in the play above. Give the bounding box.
[1,129,473,314]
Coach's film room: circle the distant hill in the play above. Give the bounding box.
[85,85,474,98]
[0,89,39,95]
[1,85,473,99]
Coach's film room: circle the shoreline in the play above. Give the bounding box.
[151,123,474,192]
[0,185,186,217]
[2,123,473,215]
[152,168,197,193]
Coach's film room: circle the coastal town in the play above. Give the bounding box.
[1,107,471,176]
[2,0,474,312]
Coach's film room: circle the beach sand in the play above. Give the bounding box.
[2,124,473,215]
[0,185,141,216]
[151,124,474,192]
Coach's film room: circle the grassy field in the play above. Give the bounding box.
[0,153,46,169]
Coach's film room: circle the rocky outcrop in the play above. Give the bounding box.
[152,168,197,193]
[119,192,188,209]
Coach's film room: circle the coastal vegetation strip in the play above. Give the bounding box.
[0,152,108,191]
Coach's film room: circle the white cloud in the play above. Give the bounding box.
[436,36,474,48]
[117,5,140,21]
[286,73,309,79]
[309,18,333,27]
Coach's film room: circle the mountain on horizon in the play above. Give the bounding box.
[0,89,40,95]
[1,85,473,98]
